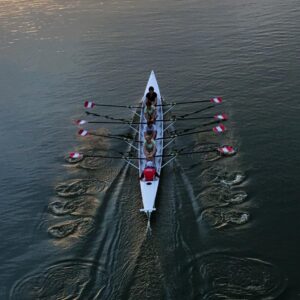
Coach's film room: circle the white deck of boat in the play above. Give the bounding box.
[138,71,163,214]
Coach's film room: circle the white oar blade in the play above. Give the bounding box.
[69,152,83,159]
[212,124,226,133]
[214,114,228,121]
[84,101,95,108]
[210,97,222,104]
[76,119,87,125]
[78,129,89,136]
[217,146,236,155]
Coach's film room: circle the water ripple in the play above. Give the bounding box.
[55,178,106,197]
[10,259,108,300]
[200,207,250,228]
[193,253,288,299]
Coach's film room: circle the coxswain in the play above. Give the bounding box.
[144,120,157,140]
[146,86,158,106]
[143,135,156,161]
[144,99,156,123]
[139,161,160,181]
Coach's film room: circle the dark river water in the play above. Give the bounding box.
[0,0,299,299]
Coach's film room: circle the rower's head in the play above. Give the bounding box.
[148,86,154,93]
[145,135,152,142]
[147,120,153,127]
[146,161,154,168]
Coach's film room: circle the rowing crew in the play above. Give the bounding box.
[141,86,160,181]
[144,86,158,122]
[143,85,159,162]
[142,123,159,181]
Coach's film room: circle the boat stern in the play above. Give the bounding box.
[139,180,159,214]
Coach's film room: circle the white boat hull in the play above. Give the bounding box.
[139,71,163,214]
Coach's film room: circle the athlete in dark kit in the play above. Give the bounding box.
[146,86,157,106]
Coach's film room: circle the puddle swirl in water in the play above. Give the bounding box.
[225,190,248,204]
[55,178,106,197]
[65,154,84,164]
[48,219,79,238]
[10,259,108,300]
[200,207,250,228]
[48,196,99,216]
[48,217,95,239]
[193,253,288,299]
[200,168,246,187]
[78,156,113,170]
[199,187,248,208]
[221,173,246,186]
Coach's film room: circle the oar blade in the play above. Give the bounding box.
[214,113,228,121]
[212,124,226,133]
[76,119,87,125]
[84,101,95,108]
[78,129,89,136]
[217,145,236,156]
[69,152,83,159]
[210,97,222,104]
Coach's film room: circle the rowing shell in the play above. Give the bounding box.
[138,71,163,216]
[72,72,234,225]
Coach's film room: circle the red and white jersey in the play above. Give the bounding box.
[143,167,156,181]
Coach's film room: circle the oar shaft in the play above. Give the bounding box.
[173,100,211,105]
[93,103,141,109]
[156,128,211,140]
[175,129,211,137]
[177,105,214,119]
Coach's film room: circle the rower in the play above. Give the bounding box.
[146,86,158,106]
[144,120,157,140]
[144,99,156,123]
[143,135,156,161]
[140,161,160,181]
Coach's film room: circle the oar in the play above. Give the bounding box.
[69,152,131,160]
[76,113,227,127]
[76,119,148,125]
[85,111,131,122]
[175,113,228,121]
[170,122,218,136]
[84,101,141,109]
[170,145,236,156]
[156,97,223,106]
[171,116,228,135]
[174,97,223,105]
[175,105,214,119]
[157,124,227,139]
[77,120,140,125]
[78,129,142,142]
[69,145,236,161]
[84,97,222,110]
[69,152,161,160]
